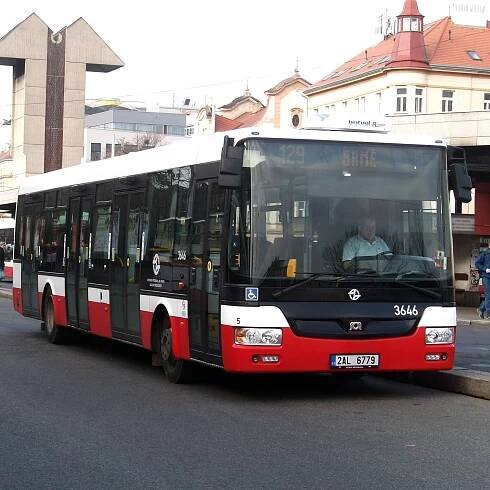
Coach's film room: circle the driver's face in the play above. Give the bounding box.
[359,219,376,242]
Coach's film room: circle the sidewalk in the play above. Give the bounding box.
[457,306,490,326]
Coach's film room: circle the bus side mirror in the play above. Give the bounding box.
[447,146,472,203]
[449,164,472,203]
[218,136,243,188]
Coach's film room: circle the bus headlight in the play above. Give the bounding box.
[235,328,282,346]
[425,327,454,344]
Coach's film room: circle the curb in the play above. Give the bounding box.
[464,319,490,327]
[386,368,490,401]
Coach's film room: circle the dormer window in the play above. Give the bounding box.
[467,50,482,61]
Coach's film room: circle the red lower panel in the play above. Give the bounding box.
[53,295,67,326]
[88,301,112,339]
[220,325,455,373]
[170,316,190,360]
[140,311,153,350]
[139,310,190,358]
[12,287,22,314]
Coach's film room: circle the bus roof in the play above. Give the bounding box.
[18,128,446,196]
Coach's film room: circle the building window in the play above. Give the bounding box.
[484,93,490,111]
[396,87,407,112]
[360,97,366,112]
[376,92,382,113]
[91,143,101,161]
[415,88,423,113]
[355,98,360,111]
[342,101,347,111]
[292,114,300,127]
[105,143,112,158]
[442,90,454,112]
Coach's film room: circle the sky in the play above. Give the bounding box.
[0,0,488,122]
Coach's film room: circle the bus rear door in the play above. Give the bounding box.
[66,196,93,329]
[110,191,146,341]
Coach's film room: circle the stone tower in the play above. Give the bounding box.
[0,13,123,204]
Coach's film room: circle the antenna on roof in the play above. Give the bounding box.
[295,56,300,75]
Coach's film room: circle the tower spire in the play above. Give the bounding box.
[386,0,427,68]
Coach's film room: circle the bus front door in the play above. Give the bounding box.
[21,203,43,317]
[189,180,225,364]
[66,197,92,329]
[110,191,145,341]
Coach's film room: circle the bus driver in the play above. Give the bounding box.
[342,215,389,270]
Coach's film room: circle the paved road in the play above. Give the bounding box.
[0,297,489,489]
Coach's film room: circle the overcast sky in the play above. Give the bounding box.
[0,0,488,119]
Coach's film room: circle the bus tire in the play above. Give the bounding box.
[44,295,69,344]
[158,318,195,384]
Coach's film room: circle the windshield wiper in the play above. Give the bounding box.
[389,273,442,299]
[272,273,346,298]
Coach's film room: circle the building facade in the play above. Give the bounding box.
[196,70,311,134]
[84,105,188,161]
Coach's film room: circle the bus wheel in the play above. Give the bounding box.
[44,296,69,344]
[159,320,195,384]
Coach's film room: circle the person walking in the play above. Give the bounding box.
[0,242,5,281]
[475,243,490,319]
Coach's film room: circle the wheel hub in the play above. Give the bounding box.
[161,329,172,362]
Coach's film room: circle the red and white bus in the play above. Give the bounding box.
[0,218,14,281]
[12,121,472,382]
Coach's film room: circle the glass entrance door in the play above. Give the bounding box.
[66,197,92,329]
[188,180,225,360]
[110,192,145,338]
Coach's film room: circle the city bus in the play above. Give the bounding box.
[0,218,14,281]
[12,119,472,382]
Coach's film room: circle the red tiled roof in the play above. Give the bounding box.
[215,109,266,132]
[215,115,242,132]
[234,108,266,128]
[425,17,490,69]
[306,16,490,94]
[0,150,11,162]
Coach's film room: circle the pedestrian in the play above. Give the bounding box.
[0,242,5,281]
[475,243,490,319]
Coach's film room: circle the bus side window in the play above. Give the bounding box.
[173,166,192,263]
[92,205,112,261]
[40,209,66,273]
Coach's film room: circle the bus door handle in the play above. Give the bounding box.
[127,257,130,268]
[190,267,197,285]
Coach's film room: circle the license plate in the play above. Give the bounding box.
[330,354,379,369]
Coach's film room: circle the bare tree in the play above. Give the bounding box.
[116,132,166,156]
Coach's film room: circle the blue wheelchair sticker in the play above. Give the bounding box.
[245,287,259,302]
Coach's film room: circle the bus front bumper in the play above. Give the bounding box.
[220,325,455,373]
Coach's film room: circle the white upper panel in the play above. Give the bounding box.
[18,128,446,196]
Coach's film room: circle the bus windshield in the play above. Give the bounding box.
[227,139,452,287]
